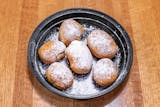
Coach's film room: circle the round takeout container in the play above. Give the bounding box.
[28,8,133,99]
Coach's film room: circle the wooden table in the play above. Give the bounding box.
[0,0,160,107]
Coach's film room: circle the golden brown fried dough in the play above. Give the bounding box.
[65,40,93,74]
[59,19,84,46]
[38,41,66,64]
[45,62,74,90]
[87,30,118,58]
[93,58,118,87]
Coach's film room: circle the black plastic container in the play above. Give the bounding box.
[28,8,133,99]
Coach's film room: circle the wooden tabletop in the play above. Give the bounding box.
[0,0,160,107]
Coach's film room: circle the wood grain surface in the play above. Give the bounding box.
[0,0,160,107]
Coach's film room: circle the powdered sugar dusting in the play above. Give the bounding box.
[65,58,98,95]
[83,24,97,32]
[47,62,73,85]
[45,28,59,42]
[66,73,98,95]
[41,47,56,62]
[41,41,66,62]
[61,19,82,39]
[88,30,114,55]
[93,58,117,80]
[38,62,49,75]
[65,40,93,70]
[48,32,59,41]
[113,51,121,68]
[81,24,98,45]
[38,24,121,96]
[51,41,66,56]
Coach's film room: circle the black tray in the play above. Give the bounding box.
[28,8,133,99]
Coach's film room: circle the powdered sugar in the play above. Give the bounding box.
[113,51,121,68]
[83,24,97,32]
[61,19,82,39]
[65,40,93,71]
[41,46,56,62]
[41,41,66,62]
[38,62,49,75]
[38,24,120,96]
[87,30,114,55]
[66,72,98,95]
[51,41,66,56]
[81,24,98,45]
[47,62,73,85]
[93,58,117,80]
[46,30,59,42]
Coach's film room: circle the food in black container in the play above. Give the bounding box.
[28,8,133,99]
